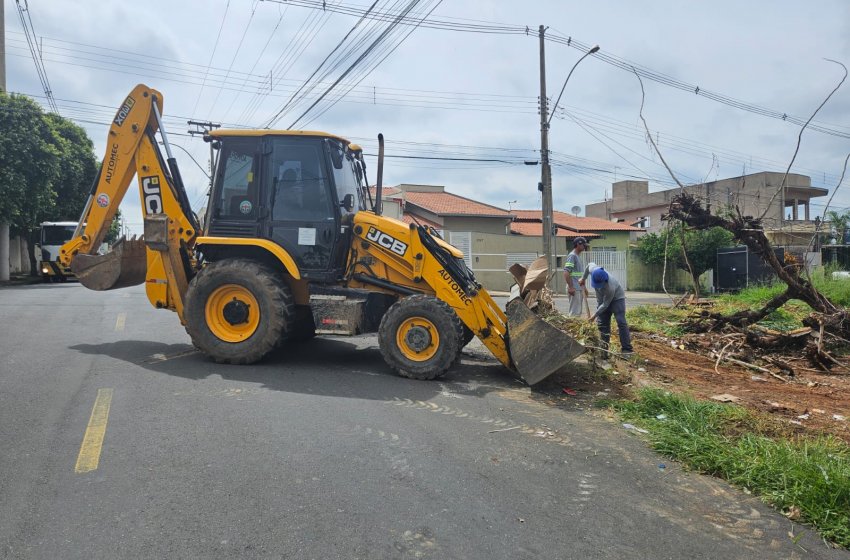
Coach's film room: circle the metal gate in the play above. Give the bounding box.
[584,250,627,290]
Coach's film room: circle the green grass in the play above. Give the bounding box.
[614,389,850,547]
[813,269,850,307]
[629,272,850,335]
[626,304,689,337]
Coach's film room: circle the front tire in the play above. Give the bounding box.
[378,295,463,380]
[184,259,294,364]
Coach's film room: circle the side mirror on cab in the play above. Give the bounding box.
[340,194,355,212]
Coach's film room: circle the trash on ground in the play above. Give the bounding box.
[488,426,521,434]
[655,414,667,420]
[622,423,649,434]
[658,463,666,470]
[834,414,847,422]
[711,394,741,403]
[785,506,802,521]
[562,388,577,396]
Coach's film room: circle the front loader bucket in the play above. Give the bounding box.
[71,236,147,291]
[505,298,585,385]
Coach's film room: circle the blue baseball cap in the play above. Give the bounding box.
[590,267,609,289]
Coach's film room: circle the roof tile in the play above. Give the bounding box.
[513,209,643,231]
[403,191,512,217]
[510,221,601,238]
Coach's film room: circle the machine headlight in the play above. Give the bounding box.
[42,266,50,274]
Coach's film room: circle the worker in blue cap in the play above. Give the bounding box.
[579,263,634,356]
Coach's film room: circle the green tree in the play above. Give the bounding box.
[42,113,98,223]
[826,210,850,244]
[0,92,61,278]
[0,92,100,276]
[0,94,60,228]
[104,209,122,245]
[637,223,734,295]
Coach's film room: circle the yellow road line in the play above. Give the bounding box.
[114,312,126,332]
[74,388,114,474]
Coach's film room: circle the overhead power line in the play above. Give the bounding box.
[191,0,232,116]
[13,0,58,113]
[267,0,850,139]
[544,30,850,140]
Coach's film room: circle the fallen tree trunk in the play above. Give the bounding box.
[666,193,850,366]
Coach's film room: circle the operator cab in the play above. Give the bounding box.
[205,130,370,281]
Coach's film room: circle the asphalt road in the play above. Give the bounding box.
[0,282,841,559]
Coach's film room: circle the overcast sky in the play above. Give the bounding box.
[4,0,849,233]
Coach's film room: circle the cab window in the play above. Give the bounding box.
[41,225,76,246]
[215,139,259,220]
[327,140,363,217]
[268,138,333,221]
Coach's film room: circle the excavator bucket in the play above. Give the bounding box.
[504,257,585,385]
[506,298,585,384]
[70,236,147,291]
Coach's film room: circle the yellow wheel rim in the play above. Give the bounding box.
[205,284,260,343]
[396,317,440,362]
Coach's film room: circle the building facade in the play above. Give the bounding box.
[585,172,828,245]
[380,184,643,291]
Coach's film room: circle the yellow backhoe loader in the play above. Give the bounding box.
[60,84,583,384]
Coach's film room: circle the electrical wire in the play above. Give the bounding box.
[191,0,232,116]
[13,0,58,113]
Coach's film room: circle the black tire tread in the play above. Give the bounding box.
[184,258,294,365]
[378,295,463,380]
[460,324,475,348]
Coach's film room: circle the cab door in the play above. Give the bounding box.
[264,136,339,280]
[207,136,262,238]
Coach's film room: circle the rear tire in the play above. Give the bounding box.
[184,259,294,364]
[286,305,317,342]
[378,295,462,380]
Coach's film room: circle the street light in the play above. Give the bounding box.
[547,45,600,128]
[539,43,599,292]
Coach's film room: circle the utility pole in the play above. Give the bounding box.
[0,0,5,93]
[538,25,555,289]
[0,0,9,281]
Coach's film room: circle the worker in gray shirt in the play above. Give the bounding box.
[579,264,633,356]
[563,237,588,316]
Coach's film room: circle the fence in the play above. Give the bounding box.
[626,251,694,292]
[585,250,628,290]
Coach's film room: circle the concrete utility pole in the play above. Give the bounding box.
[0,0,5,93]
[0,0,9,281]
[538,25,555,288]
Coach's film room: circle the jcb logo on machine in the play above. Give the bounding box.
[438,269,472,305]
[365,226,407,256]
[142,176,163,215]
[113,96,136,126]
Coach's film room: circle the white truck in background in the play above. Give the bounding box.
[35,221,78,282]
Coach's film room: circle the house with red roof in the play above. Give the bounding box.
[376,184,644,291]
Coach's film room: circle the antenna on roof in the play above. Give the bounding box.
[571,205,581,216]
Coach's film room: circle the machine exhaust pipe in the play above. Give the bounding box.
[375,133,384,216]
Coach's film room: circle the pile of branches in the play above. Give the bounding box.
[667,192,849,373]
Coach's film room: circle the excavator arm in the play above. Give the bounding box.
[348,213,585,384]
[60,84,199,321]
